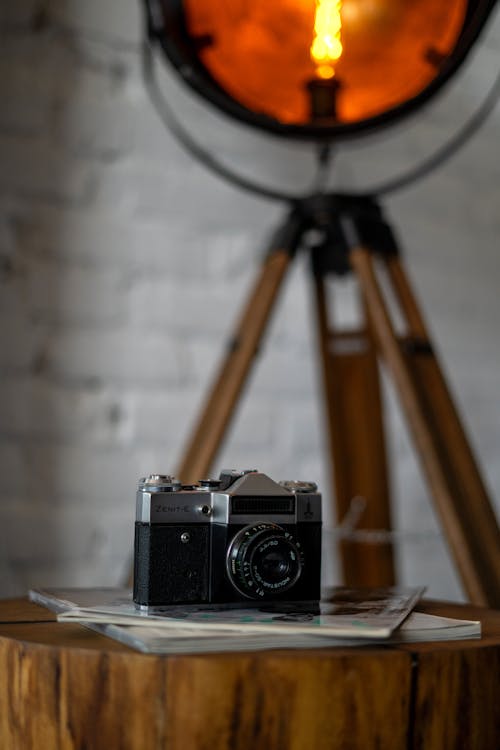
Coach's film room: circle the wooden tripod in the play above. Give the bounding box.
[176,194,500,608]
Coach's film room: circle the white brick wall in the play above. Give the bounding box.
[0,0,499,600]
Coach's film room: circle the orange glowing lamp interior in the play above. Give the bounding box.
[182,0,468,125]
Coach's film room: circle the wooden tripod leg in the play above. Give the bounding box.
[314,273,396,586]
[176,247,293,484]
[351,247,500,607]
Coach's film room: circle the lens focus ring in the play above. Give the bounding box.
[226,522,303,600]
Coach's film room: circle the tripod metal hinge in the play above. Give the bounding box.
[339,198,399,258]
[304,194,399,278]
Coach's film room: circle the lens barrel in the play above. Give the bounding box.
[226,522,303,599]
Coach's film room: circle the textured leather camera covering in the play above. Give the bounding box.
[134,523,210,605]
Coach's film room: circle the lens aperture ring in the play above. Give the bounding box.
[227,522,303,599]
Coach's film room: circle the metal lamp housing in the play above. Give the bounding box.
[145,0,497,140]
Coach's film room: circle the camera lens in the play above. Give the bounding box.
[226,522,302,599]
[260,550,290,581]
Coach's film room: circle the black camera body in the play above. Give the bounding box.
[133,470,322,607]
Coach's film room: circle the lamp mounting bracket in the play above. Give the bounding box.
[273,194,400,278]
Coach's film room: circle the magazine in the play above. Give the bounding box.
[29,587,480,654]
[83,611,481,654]
[33,586,425,639]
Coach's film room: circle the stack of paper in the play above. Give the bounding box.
[29,587,481,654]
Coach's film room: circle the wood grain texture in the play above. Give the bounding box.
[0,636,411,750]
[350,247,500,607]
[314,273,395,587]
[0,597,55,623]
[163,649,411,750]
[0,636,166,749]
[176,247,292,486]
[0,599,499,749]
[412,646,500,750]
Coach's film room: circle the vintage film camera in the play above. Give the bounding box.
[134,470,322,607]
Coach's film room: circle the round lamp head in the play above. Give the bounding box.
[147,0,496,139]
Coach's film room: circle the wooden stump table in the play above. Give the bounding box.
[0,598,499,749]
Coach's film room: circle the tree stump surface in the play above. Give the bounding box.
[0,598,498,749]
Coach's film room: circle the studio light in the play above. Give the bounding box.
[138,0,500,606]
